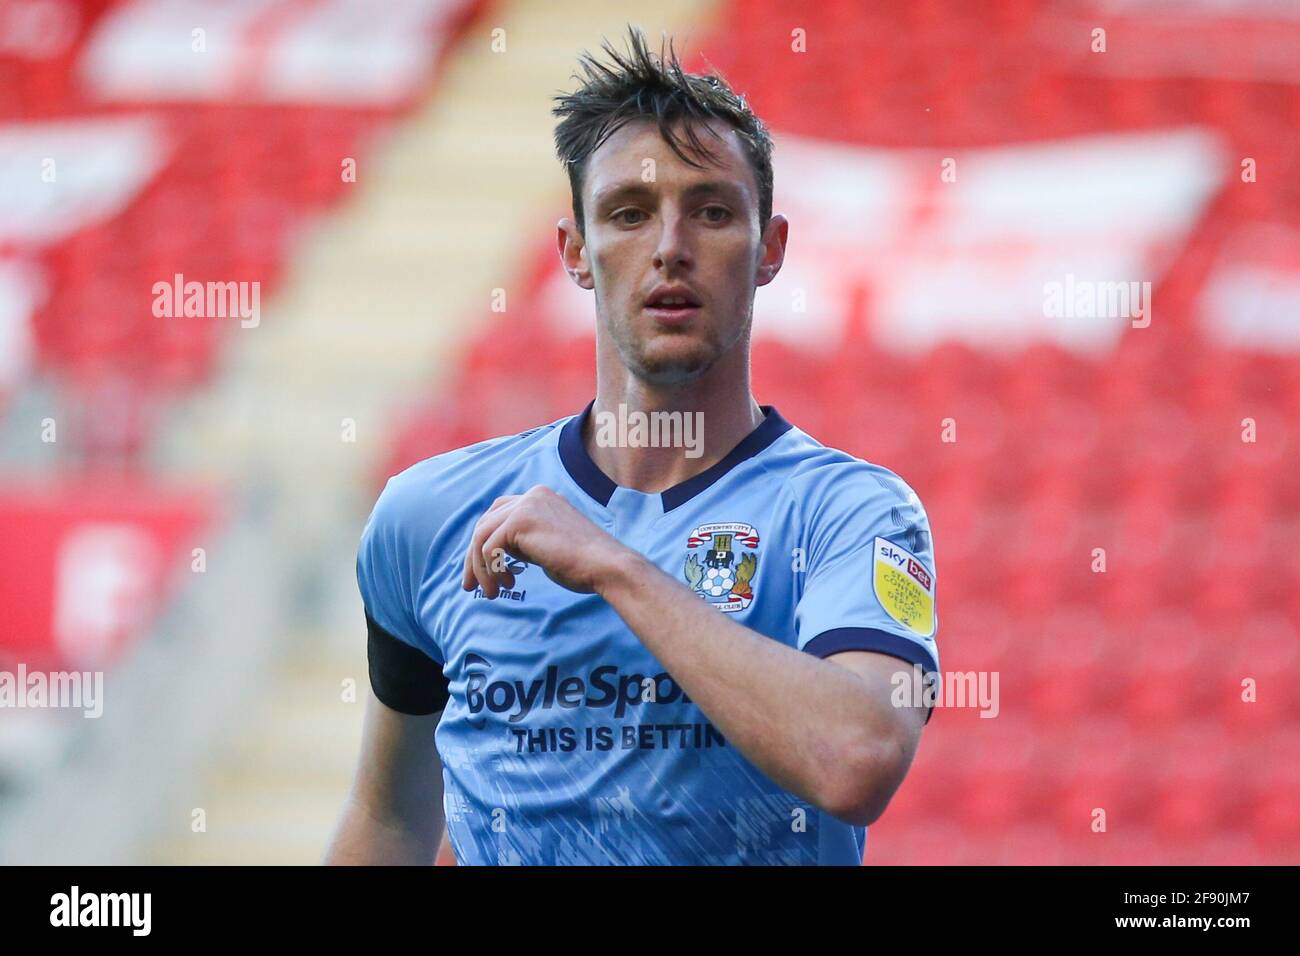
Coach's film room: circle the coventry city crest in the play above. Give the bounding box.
[684,522,760,613]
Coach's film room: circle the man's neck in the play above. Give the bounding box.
[583,372,765,496]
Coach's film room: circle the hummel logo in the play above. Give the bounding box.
[473,557,528,602]
[473,586,527,602]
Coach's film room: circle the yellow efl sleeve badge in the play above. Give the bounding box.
[872,536,935,638]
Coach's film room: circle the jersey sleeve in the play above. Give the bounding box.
[356,474,450,716]
[794,466,940,721]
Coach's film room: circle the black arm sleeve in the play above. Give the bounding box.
[365,610,451,716]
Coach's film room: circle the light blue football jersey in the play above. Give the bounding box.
[356,402,939,865]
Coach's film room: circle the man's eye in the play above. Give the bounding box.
[613,209,646,224]
[701,206,732,223]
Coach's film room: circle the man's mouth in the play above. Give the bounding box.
[644,288,702,323]
[645,303,701,323]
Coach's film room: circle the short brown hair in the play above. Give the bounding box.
[552,25,774,235]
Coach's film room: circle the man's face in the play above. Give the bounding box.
[558,117,785,386]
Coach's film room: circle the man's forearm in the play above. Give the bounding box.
[595,551,906,819]
[324,793,446,865]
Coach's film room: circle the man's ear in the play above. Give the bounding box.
[756,213,788,287]
[557,217,594,290]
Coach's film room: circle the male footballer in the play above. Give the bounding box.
[326,26,939,866]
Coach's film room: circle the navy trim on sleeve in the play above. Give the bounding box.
[803,627,939,725]
[366,610,450,716]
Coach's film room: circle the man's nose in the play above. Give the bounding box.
[652,210,693,271]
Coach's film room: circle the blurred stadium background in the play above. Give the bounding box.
[0,0,1296,865]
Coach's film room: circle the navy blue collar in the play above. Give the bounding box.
[558,400,793,511]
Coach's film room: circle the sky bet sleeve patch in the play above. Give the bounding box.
[872,536,936,638]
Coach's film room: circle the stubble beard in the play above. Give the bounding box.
[612,310,754,387]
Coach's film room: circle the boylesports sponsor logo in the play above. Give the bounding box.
[465,656,693,725]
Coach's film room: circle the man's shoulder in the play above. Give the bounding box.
[391,418,565,491]
[767,423,925,516]
[770,423,935,570]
